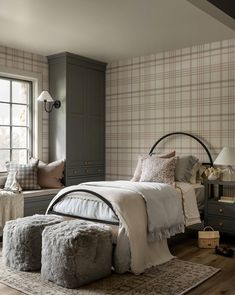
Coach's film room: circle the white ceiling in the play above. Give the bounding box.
[0,0,235,62]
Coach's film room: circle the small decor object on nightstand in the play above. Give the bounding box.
[198,226,220,249]
[214,147,235,181]
[206,167,222,180]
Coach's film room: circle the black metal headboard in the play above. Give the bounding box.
[149,132,213,166]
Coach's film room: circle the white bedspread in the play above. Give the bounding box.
[0,190,24,235]
[84,181,185,241]
[47,181,185,274]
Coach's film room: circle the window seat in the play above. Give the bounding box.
[23,188,62,198]
[24,188,62,216]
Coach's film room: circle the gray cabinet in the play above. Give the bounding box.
[48,52,106,185]
[24,195,55,216]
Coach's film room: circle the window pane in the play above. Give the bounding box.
[0,79,10,102]
[0,150,10,171]
[12,81,29,104]
[0,103,10,125]
[12,104,27,126]
[0,127,10,148]
[12,149,27,164]
[12,127,27,148]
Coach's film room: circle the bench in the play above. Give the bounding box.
[23,188,62,216]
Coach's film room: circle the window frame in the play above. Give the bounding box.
[0,76,33,170]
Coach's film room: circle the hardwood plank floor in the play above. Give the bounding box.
[169,230,235,295]
[0,230,235,295]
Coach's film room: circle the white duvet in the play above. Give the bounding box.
[47,181,188,273]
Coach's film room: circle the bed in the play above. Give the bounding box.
[46,132,212,274]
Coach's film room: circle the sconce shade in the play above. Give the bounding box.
[37,91,54,102]
[214,147,235,166]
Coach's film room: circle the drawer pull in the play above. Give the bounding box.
[219,222,223,227]
[73,170,78,174]
[219,208,223,213]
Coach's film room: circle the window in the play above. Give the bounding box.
[0,77,32,171]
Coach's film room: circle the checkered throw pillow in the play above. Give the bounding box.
[5,161,40,190]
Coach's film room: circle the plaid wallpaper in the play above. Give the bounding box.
[106,39,235,180]
[0,45,49,162]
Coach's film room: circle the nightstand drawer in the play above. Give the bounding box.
[207,216,235,234]
[208,202,235,218]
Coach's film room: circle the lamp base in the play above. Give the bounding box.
[221,166,235,181]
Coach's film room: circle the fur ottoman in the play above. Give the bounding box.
[41,220,112,288]
[3,214,63,271]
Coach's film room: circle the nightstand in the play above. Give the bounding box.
[204,180,235,235]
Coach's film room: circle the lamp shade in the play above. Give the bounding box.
[37,91,54,102]
[214,147,235,166]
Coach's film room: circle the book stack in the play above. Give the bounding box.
[218,196,235,203]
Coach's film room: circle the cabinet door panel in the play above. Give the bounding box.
[85,68,105,117]
[67,63,85,114]
[67,115,85,164]
[84,116,104,162]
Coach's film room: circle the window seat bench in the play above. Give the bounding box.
[23,188,62,216]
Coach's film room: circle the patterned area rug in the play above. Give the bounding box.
[0,255,219,295]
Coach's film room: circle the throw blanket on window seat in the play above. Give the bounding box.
[0,190,24,235]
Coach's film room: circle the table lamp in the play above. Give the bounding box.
[214,147,235,181]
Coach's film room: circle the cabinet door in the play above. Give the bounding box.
[84,68,105,164]
[66,63,86,166]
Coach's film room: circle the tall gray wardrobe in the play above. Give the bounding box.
[48,52,106,186]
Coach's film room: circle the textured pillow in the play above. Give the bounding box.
[175,156,199,183]
[4,171,22,192]
[5,161,40,190]
[140,156,176,185]
[34,159,64,188]
[131,151,176,182]
[189,162,201,184]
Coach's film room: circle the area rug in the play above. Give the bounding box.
[0,253,220,295]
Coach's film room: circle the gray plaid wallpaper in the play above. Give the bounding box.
[106,39,235,180]
[0,45,49,162]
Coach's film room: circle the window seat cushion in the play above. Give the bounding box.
[23,188,62,199]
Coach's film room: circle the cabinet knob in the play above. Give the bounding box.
[219,222,223,227]
[219,208,223,213]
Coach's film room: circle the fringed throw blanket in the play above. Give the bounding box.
[0,190,24,235]
[47,181,185,274]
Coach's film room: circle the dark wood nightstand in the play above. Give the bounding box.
[204,180,235,235]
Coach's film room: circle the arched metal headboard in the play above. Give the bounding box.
[149,132,213,166]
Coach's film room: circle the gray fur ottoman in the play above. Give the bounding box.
[3,214,63,271]
[41,220,112,288]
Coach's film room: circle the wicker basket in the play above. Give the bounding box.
[198,226,220,249]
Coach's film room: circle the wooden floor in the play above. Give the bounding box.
[1,230,235,295]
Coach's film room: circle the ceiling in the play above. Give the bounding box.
[0,0,235,63]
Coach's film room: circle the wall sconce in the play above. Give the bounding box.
[37,90,61,113]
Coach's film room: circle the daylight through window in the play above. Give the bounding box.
[0,77,32,171]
